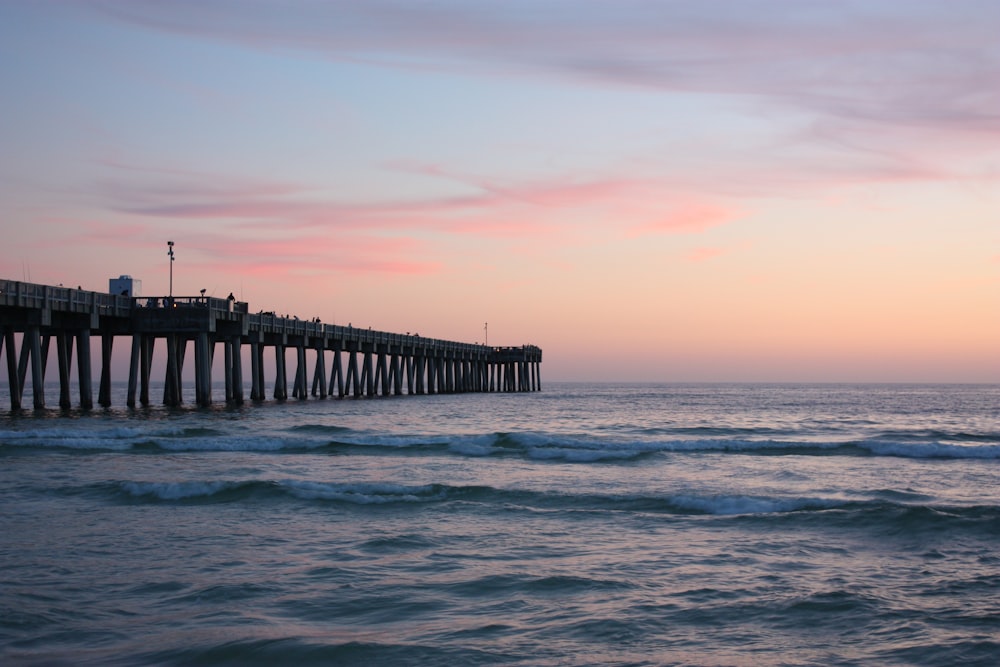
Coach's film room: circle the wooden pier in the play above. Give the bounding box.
[0,280,542,410]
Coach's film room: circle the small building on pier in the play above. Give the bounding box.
[109,275,141,298]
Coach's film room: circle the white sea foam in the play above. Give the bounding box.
[120,480,233,500]
[152,436,292,452]
[860,440,1000,459]
[446,434,506,457]
[525,446,643,462]
[669,494,845,515]
[0,425,146,450]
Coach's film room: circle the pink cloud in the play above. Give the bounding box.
[49,200,444,277]
[176,232,442,277]
[98,164,711,240]
[627,200,741,237]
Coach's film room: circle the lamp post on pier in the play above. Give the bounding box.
[167,241,175,297]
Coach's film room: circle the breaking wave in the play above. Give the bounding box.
[3,424,998,460]
[61,479,999,529]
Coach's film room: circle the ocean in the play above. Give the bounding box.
[1,382,998,666]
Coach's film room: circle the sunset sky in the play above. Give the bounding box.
[1,1,997,382]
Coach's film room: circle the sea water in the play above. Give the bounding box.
[1,383,998,666]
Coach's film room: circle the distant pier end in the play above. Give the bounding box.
[0,280,542,410]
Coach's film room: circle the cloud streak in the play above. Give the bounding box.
[89,0,1000,138]
[95,162,745,245]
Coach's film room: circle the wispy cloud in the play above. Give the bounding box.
[89,0,1000,140]
[626,199,740,237]
[81,0,1000,212]
[62,213,442,278]
[93,161,744,246]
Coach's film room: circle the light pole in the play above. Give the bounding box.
[484,322,488,346]
[167,241,175,297]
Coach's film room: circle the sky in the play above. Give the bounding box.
[1,0,997,382]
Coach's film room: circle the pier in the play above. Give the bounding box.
[0,279,542,410]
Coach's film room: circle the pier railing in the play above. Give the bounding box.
[0,280,132,318]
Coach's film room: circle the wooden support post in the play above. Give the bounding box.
[41,335,52,380]
[28,326,45,409]
[127,335,140,407]
[250,340,262,401]
[57,332,72,408]
[414,354,425,395]
[293,344,307,399]
[17,333,30,399]
[291,347,301,399]
[139,335,153,407]
[77,330,93,409]
[312,346,327,398]
[347,351,360,398]
[4,329,21,410]
[164,333,181,406]
[426,352,438,394]
[330,347,344,398]
[377,350,389,396]
[391,353,402,396]
[98,333,113,407]
[373,350,383,395]
[177,337,187,403]
[274,344,287,400]
[194,331,211,407]
[224,337,234,403]
[363,350,374,397]
[231,336,244,405]
[358,351,368,397]
[425,355,435,394]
